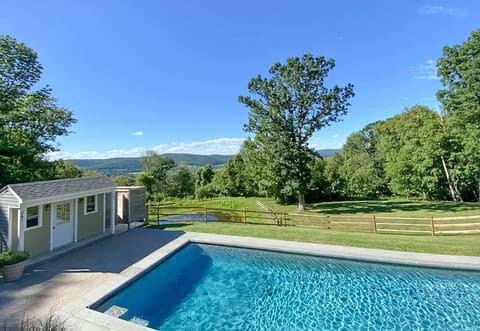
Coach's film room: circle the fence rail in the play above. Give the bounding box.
[147,204,480,236]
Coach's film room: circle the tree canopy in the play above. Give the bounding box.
[239,54,354,211]
[0,35,76,186]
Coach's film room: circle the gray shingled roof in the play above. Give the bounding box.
[7,176,116,203]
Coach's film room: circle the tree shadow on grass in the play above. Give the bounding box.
[307,200,480,215]
[147,223,191,230]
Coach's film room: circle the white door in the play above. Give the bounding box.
[52,200,74,249]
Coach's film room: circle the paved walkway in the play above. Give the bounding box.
[0,228,184,326]
[2,228,480,329]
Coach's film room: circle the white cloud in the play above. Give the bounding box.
[417,5,468,17]
[413,59,439,80]
[332,134,340,139]
[132,131,144,136]
[47,138,246,160]
[152,138,245,155]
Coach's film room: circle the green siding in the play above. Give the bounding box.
[24,206,51,257]
[77,194,104,241]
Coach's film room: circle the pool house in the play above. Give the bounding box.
[0,176,116,257]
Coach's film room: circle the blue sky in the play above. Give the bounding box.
[1,1,479,159]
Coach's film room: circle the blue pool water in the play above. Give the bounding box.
[95,244,480,330]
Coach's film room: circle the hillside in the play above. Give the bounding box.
[71,154,234,176]
[71,149,342,176]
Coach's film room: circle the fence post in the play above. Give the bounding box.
[284,212,287,226]
[327,215,330,230]
[373,215,377,234]
[430,216,435,236]
[244,208,247,224]
[157,204,160,225]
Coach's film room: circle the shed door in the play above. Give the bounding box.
[52,200,74,249]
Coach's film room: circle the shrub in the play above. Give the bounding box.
[0,251,29,267]
[3,313,68,331]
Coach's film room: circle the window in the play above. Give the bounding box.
[56,203,71,224]
[84,195,97,214]
[26,206,40,229]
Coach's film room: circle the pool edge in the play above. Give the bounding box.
[57,232,480,331]
[188,232,480,271]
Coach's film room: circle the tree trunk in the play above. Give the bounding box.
[438,114,463,202]
[298,192,305,213]
[440,155,459,202]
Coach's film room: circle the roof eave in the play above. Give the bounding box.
[20,186,116,207]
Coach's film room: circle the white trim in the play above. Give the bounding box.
[24,205,43,232]
[18,207,25,251]
[21,187,116,209]
[110,190,116,235]
[50,205,53,251]
[102,193,106,232]
[74,198,78,242]
[6,185,23,204]
[7,207,12,249]
[127,191,131,224]
[84,194,98,215]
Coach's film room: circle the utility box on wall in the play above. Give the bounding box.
[116,186,146,228]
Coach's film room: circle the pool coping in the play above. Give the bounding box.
[57,232,480,331]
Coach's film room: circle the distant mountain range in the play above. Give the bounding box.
[71,149,342,176]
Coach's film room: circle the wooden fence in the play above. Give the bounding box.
[147,204,480,236]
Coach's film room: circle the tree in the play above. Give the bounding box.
[136,173,156,200]
[195,165,217,199]
[437,30,480,201]
[341,122,387,198]
[50,160,84,179]
[195,165,215,188]
[167,162,195,198]
[239,54,354,211]
[140,151,175,194]
[305,156,330,202]
[213,154,254,197]
[323,153,347,200]
[376,106,447,200]
[0,35,76,186]
[112,175,135,186]
[437,30,480,124]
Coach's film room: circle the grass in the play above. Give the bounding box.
[154,197,480,217]
[309,199,480,217]
[148,197,480,256]
[147,222,480,256]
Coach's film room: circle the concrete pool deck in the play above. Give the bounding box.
[1,228,480,330]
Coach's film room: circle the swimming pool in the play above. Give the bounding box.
[95,243,480,330]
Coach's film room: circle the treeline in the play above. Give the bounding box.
[133,103,478,203]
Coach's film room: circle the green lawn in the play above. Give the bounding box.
[308,199,480,217]
[148,197,480,256]
[147,222,480,256]
[155,197,480,217]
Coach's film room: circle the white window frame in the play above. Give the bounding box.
[84,195,98,215]
[25,206,42,231]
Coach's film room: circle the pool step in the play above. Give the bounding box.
[104,305,128,318]
[130,316,150,327]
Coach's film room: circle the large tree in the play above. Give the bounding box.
[376,106,447,200]
[437,30,480,201]
[0,35,76,186]
[239,54,354,211]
